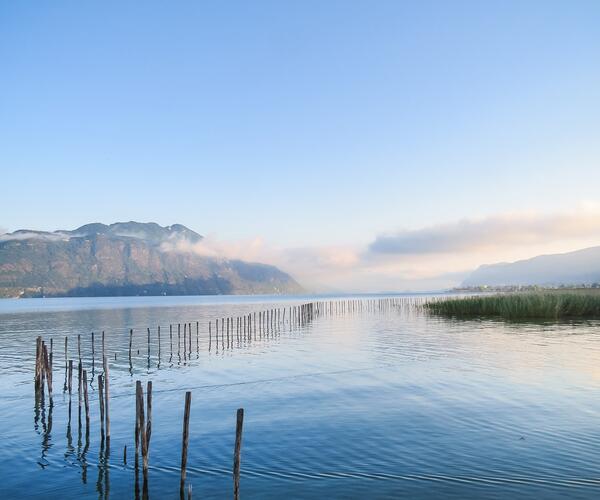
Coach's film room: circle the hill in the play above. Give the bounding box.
[462,246,600,287]
[0,222,302,298]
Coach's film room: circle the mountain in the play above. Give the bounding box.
[0,222,303,298]
[462,246,600,287]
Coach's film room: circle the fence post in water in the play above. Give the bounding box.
[233,408,244,500]
[146,381,152,449]
[68,359,73,395]
[63,337,68,391]
[35,337,41,395]
[180,391,192,497]
[158,326,161,363]
[82,369,90,431]
[135,380,140,461]
[103,356,110,440]
[98,374,105,439]
[42,341,53,401]
[136,381,148,470]
[78,360,82,406]
[129,329,133,361]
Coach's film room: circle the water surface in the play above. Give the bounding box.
[1,294,600,499]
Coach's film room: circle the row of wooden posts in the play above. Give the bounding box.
[33,297,430,498]
[46,298,429,377]
[36,344,243,499]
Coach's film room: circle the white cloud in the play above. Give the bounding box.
[0,231,67,242]
[369,209,600,255]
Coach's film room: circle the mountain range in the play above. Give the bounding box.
[0,222,302,298]
[462,246,600,287]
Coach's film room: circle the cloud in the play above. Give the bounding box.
[161,233,363,290]
[0,230,67,242]
[369,210,600,255]
[156,207,600,292]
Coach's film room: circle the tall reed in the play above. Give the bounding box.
[425,292,600,319]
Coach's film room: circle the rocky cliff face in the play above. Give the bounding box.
[0,222,302,297]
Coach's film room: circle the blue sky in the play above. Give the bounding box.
[2,1,600,289]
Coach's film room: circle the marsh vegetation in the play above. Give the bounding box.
[426,291,600,320]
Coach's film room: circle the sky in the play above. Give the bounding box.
[1,1,600,291]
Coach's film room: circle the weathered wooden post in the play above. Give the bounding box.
[233,408,244,500]
[103,356,110,440]
[136,381,148,470]
[129,329,133,361]
[68,359,73,395]
[146,381,152,448]
[82,369,90,430]
[98,374,105,438]
[180,391,192,496]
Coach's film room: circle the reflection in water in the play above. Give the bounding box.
[4,296,600,498]
[96,438,110,500]
[36,395,53,469]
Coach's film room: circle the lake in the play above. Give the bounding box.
[1,294,600,499]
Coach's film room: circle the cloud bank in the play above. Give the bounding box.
[194,207,600,292]
[369,211,600,255]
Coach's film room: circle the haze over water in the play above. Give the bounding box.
[1,295,600,499]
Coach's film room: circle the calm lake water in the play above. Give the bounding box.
[1,294,600,499]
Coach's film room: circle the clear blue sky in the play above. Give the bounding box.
[2,1,599,249]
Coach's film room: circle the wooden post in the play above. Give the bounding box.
[180,391,192,496]
[78,360,82,405]
[68,359,73,394]
[42,341,53,400]
[129,329,133,361]
[98,374,105,438]
[35,337,41,394]
[103,356,110,440]
[63,336,68,392]
[135,380,140,459]
[82,369,90,430]
[183,323,187,361]
[136,381,148,470]
[146,381,152,448]
[233,408,244,500]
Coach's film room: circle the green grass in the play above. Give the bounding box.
[425,292,600,320]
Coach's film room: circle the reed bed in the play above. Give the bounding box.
[425,292,600,320]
